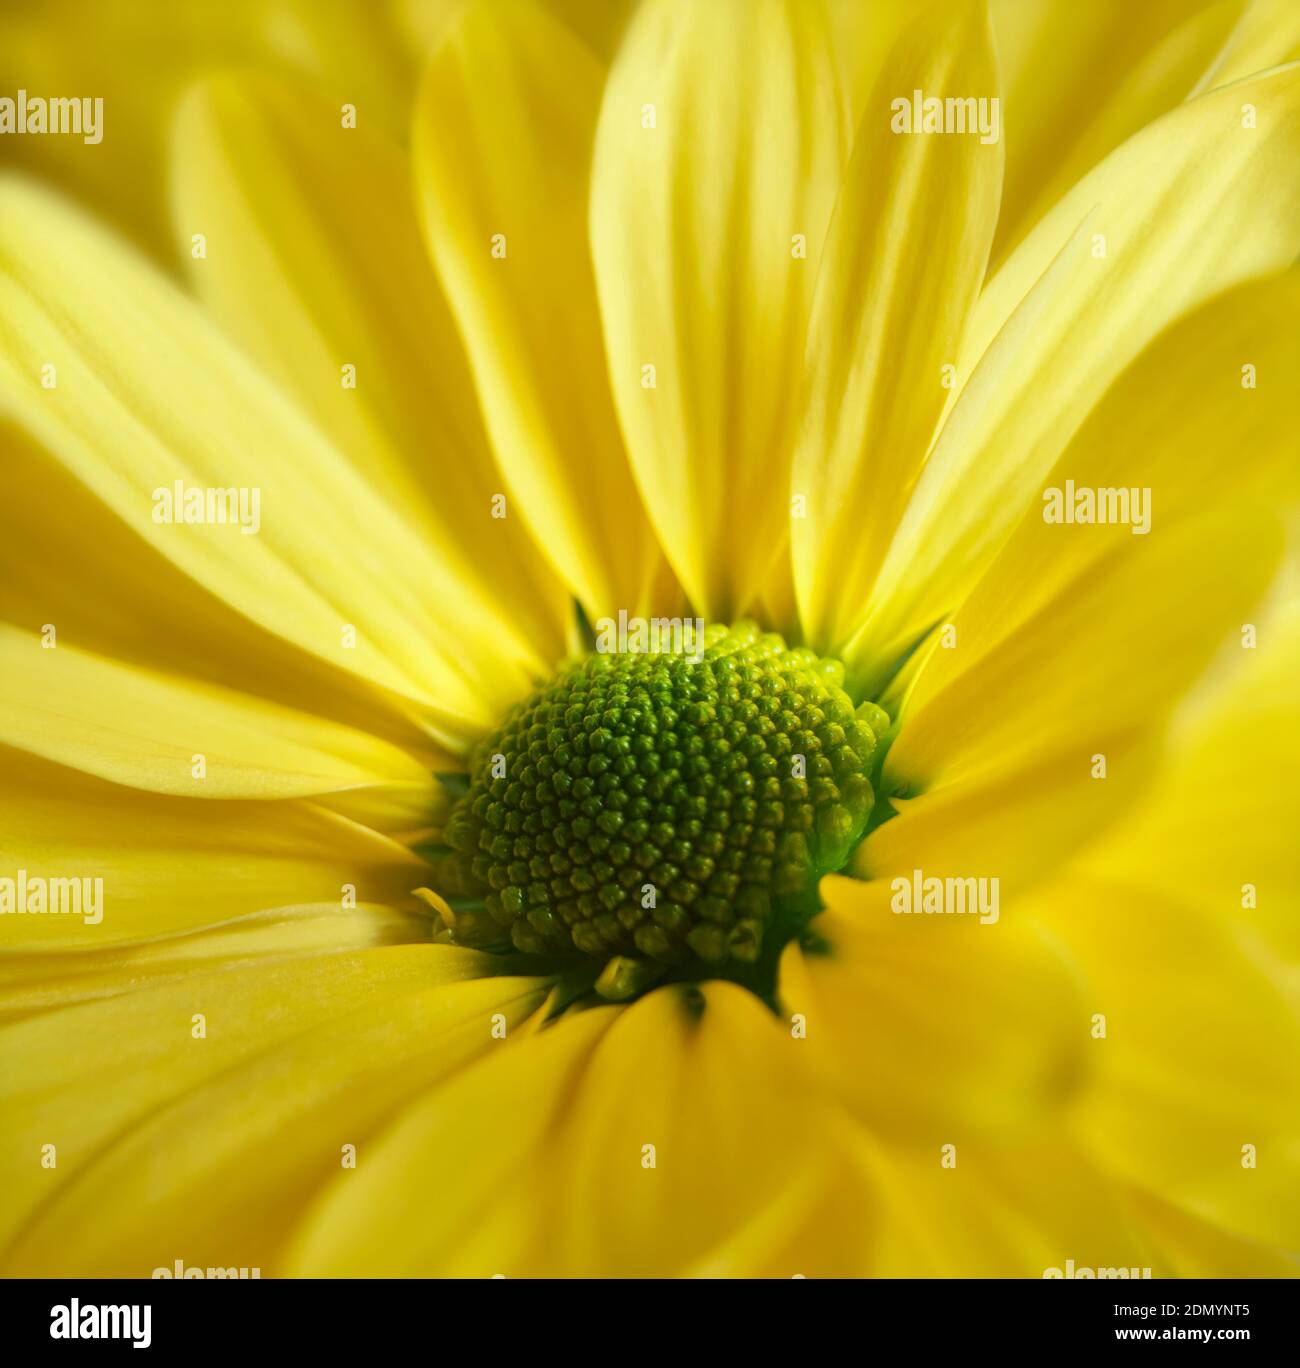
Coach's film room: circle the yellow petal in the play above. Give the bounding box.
[173,73,569,674]
[0,0,438,263]
[1082,590,1300,959]
[887,510,1282,794]
[0,944,540,1272]
[783,898,1084,1141]
[1038,878,1300,1250]
[1197,0,1300,89]
[0,749,426,948]
[0,901,430,1021]
[591,0,847,617]
[540,982,838,1275]
[0,425,438,758]
[853,64,1300,684]
[826,0,916,126]
[794,0,1003,652]
[283,1004,620,1275]
[852,1129,1166,1277]
[414,0,664,617]
[0,623,432,804]
[0,176,530,738]
[540,0,636,58]
[990,0,1246,266]
[1123,1187,1300,1278]
[885,270,1300,692]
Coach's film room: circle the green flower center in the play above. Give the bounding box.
[438,621,889,999]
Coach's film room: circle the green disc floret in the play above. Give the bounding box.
[441,621,880,976]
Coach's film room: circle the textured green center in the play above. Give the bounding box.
[441,622,887,989]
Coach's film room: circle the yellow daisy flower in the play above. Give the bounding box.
[2,0,1298,1278]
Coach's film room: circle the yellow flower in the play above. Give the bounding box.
[1,0,1299,1277]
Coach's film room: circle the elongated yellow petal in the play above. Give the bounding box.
[0,901,430,1021]
[883,270,1300,696]
[990,0,1246,266]
[784,899,1084,1141]
[0,426,439,758]
[1038,878,1300,1250]
[0,944,535,1271]
[541,982,837,1275]
[414,0,664,618]
[0,0,442,263]
[173,73,569,675]
[0,624,432,805]
[283,1005,620,1275]
[0,750,426,948]
[888,511,1281,793]
[1082,591,1300,959]
[591,0,847,618]
[794,0,1003,652]
[851,1129,1166,1277]
[1197,0,1300,89]
[852,64,1300,685]
[0,177,531,737]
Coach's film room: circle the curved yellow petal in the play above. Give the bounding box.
[853,64,1300,684]
[540,982,837,1275]
[990,0,1246,266]
[0,624,432,805]
[882,270,1300,699]
[0,944,536,1272]
[0,901,430,1021]
[172,73,569,675]
[794,0,1003,652]
[414,0,664,618]
[784,898,1084,1142]
[283,1004,620,1275]
[0,425,439,758]
[1039,878,1300,1250]
[887,510,1282,794]
[0,0,439,263]
[0,749,426,948]
[852,1129,1166,1277]
[1082,590,1300,959]
[0,176,529,738]
[591,0,847,617]
[1197,0,1300,89]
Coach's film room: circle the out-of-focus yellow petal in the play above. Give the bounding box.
[1197,0,1300,89]
[1123,1188,1300,1277]
[0,176,533,740]
[826,0,916,126]
[852,65,1300,686]
[886,511,1281,794]
[794,0,1002,653]
[414,0,664,619]
[990,0,1246,266]
[0,945,541,1273]
[1081,592,1300,959]
[0,0,448,263]
[783,899,1084,1142]
[540,0,637,58]
[591,0,846,618]
[0,624,432,806]
[540,982,840,1275]
[173,74,570,674]
[283,1005,620,1275]
[0,749,426,949]
[1038,878,1300,1250]
[852,1131,1167,1277]
[860,511,1278,900]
